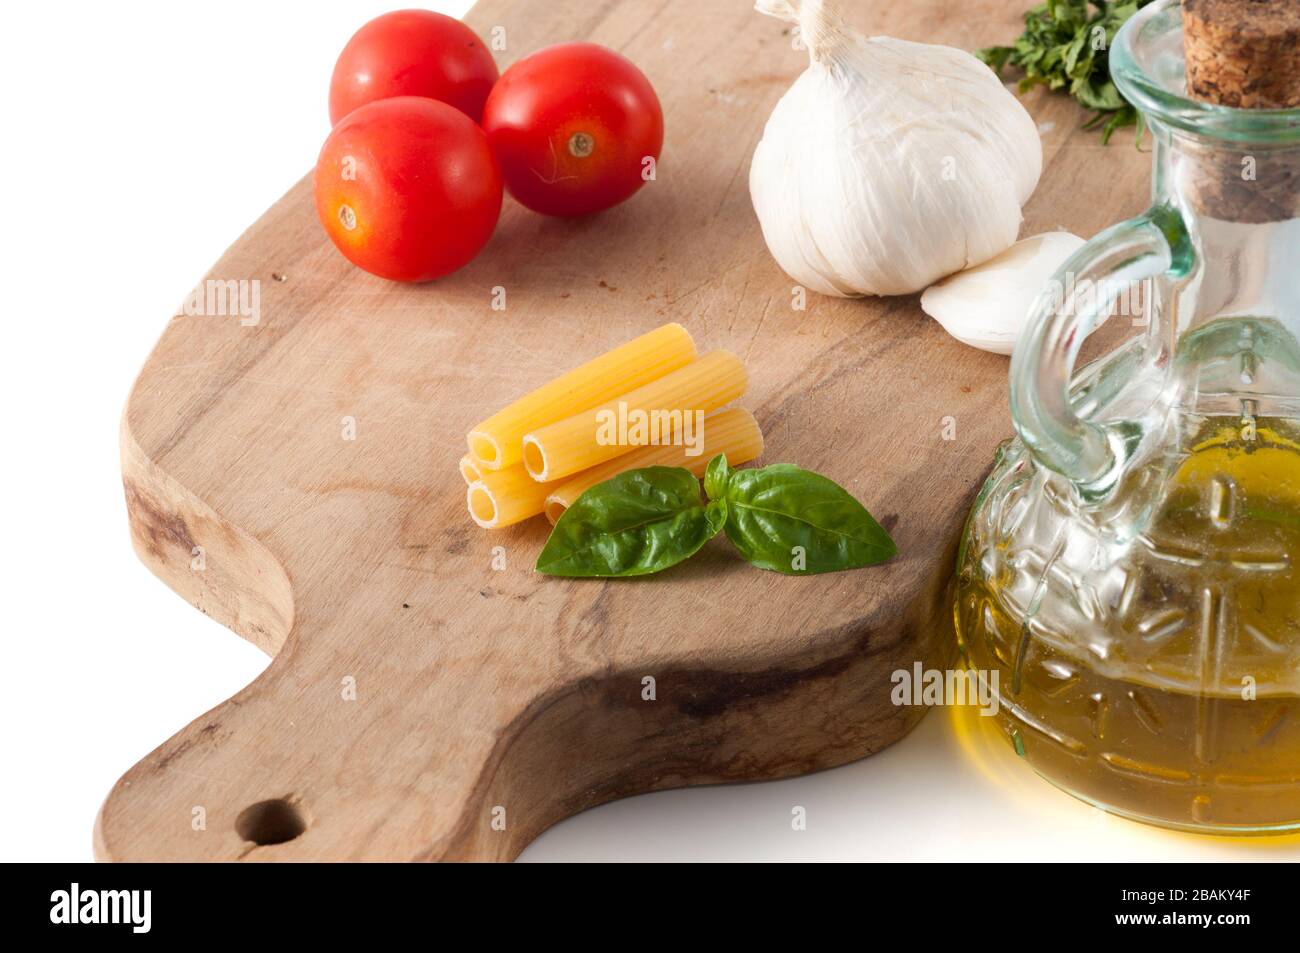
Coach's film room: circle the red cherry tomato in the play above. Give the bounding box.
[329,10,498,125]
[481,42,663,217]
[313,96,502,282]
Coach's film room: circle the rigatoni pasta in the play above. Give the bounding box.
[459,455,482,485]
[467,465,556,529]
[467,322,697,471]
[543,408,764,523]
[461,324,762,531]
[521,350,748,482]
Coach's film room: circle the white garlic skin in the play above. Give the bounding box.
[749,4,1043,297]
[921,231,1085,354]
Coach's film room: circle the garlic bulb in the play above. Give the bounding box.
[920,231,1084,354]
[749,0,1043,297]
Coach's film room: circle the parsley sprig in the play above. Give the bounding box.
[978,0,1155,144]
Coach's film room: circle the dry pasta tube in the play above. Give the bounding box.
[467,322,697,471]
[521,351,748,482]
[459,455,482,485]
[467,465,556,529]
[544,408,764,524]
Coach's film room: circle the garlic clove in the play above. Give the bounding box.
[920,231,1085,355]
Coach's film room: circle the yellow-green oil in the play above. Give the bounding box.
[956,417,1300,832]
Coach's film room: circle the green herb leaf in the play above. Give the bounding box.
[978,0,1155,145]
[703,452,730,501]
[720,464,896,575]
[535,467,726,577]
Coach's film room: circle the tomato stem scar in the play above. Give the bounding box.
[567,132,595,158]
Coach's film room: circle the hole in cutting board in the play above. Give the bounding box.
[236,798,306,846]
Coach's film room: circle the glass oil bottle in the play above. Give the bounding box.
[954,0,1300,832]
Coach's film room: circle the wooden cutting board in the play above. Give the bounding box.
[97,0,1152,861]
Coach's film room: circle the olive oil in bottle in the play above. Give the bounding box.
[956,417,1300,831]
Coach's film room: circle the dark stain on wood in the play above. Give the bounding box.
[664,625,891,719]
[123,477,196,560]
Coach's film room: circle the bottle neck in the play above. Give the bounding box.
[1148,122,1300,414]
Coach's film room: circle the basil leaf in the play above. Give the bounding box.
[703,453,730,501]
[535,467,726,577]
[722,464,896,574]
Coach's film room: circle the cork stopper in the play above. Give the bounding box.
[1183,0,1300,108]
[1179,1,1299,222]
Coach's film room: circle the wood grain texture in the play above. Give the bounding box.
[97,0,1153,861]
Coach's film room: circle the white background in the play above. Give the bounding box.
[2,0,1296,863]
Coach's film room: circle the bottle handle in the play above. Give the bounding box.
[1009,205,1193,496]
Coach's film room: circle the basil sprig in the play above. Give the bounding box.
[708,454,896,574]
[535,466,727,577]
[536,455,895,578]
